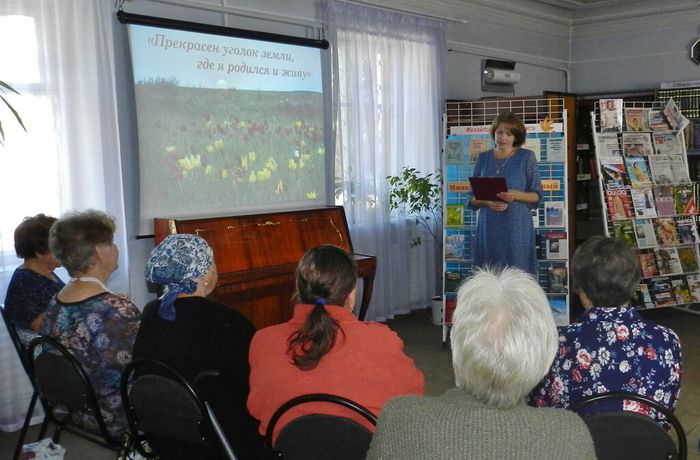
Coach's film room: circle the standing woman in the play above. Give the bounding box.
[468,112,541,276]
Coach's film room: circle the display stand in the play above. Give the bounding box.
[442,98,570,344]
[591,99,700,316]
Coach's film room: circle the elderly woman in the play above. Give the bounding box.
[529,235,682,421]
[132,233,265,459]
[367,268,595,460]
[248,245,424,442]
[40,209,140,439]
[4,214,64,333]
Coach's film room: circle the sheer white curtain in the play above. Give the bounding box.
[326,1,445,321]
[0,0,126,431]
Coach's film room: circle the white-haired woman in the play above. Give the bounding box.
[367,268,595,460]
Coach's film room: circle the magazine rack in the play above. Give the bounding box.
[591,100,700,316]
[442,98,571,344]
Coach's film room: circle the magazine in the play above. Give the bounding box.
[630,188,657,218]
[444,271,462,293]
[663,98,689,131]
[648,155,675,184]
[624,157,652,188]
[624,107,650,132]
[445,204,464,227]
[545,232,568,259]
[445,233,465,259]
[674,184,698,215]
[654,217,680,246]
[544,201,566,227]
[548,297,568,327]
[605,188,633,221]
[600,156,628,188]
[622,132,654,157]
[686,274,700,301]
[445,138,466,164]
[677,246,700,273]
[596,132,622,157]
[651,276,676,306]
[671,277,692,304]
[648,110,671,131]
[634,219,658,248]
[668,155,691,184]
[612,220,636,248]
[599,98,623,132]
[655,248,682,275]
[638,251,659,278]
[633,283,655,309]
[468,138,490,164]
[547,265,568,294]
[546,137,566,162]
[654,185,677,216]
[675,216,699,244]
[652,131,682,156]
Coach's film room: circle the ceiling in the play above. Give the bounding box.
[531,0,639,9]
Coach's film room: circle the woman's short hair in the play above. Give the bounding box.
[490,111,527,148]
[14,214,57,259]
[571,235,641,307]
[450,267,557,408]
[49,209,116,276]
[287,245,357,370]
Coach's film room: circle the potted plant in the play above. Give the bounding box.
[387,166,443,324]
[0,80,26,145]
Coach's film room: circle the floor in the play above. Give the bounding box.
[0,306,698,459]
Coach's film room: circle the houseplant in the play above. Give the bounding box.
[387,166,443,324]
[0,80,26,145]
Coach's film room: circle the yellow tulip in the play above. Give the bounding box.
[265,157,278,171]
[221,169,229,178]
[306,191,317,199]
[204,165,213,175]
[317,147,325,156]
[165,146,177,154]
[288,159,297,170]
[248,151,256,162]
[275,180,284,195]
[249,171,257,183]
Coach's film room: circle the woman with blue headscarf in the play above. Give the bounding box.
[132,234,265,459]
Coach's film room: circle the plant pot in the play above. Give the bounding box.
[431,296,443,326]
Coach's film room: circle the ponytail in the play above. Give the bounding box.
[287,298,341,370]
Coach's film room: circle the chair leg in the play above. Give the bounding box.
[37,414,50,440]
[12,391,39,460]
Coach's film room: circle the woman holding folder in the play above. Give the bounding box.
[468,112,542,276]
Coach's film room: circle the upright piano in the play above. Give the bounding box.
[153,206,376,330]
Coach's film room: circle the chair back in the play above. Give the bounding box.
[120,357,236,460]
[265,393,377,460]
[27,335,121,448]
[570,392,686,460]
[1,304,31,373]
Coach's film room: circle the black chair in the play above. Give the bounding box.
[1,305,43,460]
[570,392,687,460]
[26,336,123,452]
[120,357,237,460]
[265,393,377,460]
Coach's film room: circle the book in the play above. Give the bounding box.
[468,138,490,164]
[548,297,568,327]
[685,274,700,301]
[596,132,622,157]
[675,216,699,245]
[654,217,680,246]
[535,233,546,259]
[612,220,636,248]
[633,283,655,309]
[648,110,671,131]
[445,204,464,227]
[633,219,658,249]
[624,157,652,188]
[547,265,568,294]
[651,276,676,306]
[445,138,467,164]
[624,107,650,131]
[638,251,659,278]
[546,137,566,162]
[655,248,682,275]
[544,201,566,227]
[652,131,682,156]
[668,155,691,184]
[469,176,507,201]
[444,271,462,293]
[674,185,697,215]
[546,232,568,259]
[677,246,699,273]
[600,156,628,188]
[445,233,465,259]
[654,185,677,216]
[671,277,692,304]
[630,188,657,218]
[599,98,623,132]
[622,132,653,157]
[605,188,633,221]
[648,155,675,184]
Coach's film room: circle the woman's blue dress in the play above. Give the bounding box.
[467,148,542,276]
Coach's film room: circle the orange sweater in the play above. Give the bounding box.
[248,304,424,441]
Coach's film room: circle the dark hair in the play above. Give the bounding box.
[287,245,357,370]
[571,235,641,307]
[14,214,57,259]
[49,209,116,276]
[490,111,527,148]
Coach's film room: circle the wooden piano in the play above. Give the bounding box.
[153,206,376,330]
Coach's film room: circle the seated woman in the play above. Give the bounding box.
[40,209,140,440]
[367,268,596,459]
[133,234,265,459]
[529,235,682,420]
[248,245,424,441]
[4,214,64,334]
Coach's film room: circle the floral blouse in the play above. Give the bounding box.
[4,268,64,330]
[528,307,681,422]
[40,292,141,439]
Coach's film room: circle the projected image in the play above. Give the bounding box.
[127,25,326,232]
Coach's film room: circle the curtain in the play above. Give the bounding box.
[326,1,445,321]
[0,0,126,431]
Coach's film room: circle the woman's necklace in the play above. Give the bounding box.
[70,276,115,294]
[494,149,516,175]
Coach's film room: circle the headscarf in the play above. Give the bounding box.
[144,234,213,321]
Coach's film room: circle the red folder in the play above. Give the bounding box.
[469,176,508,201]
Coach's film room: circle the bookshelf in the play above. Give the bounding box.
[442,97,571,344]
[591,99,700,316]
